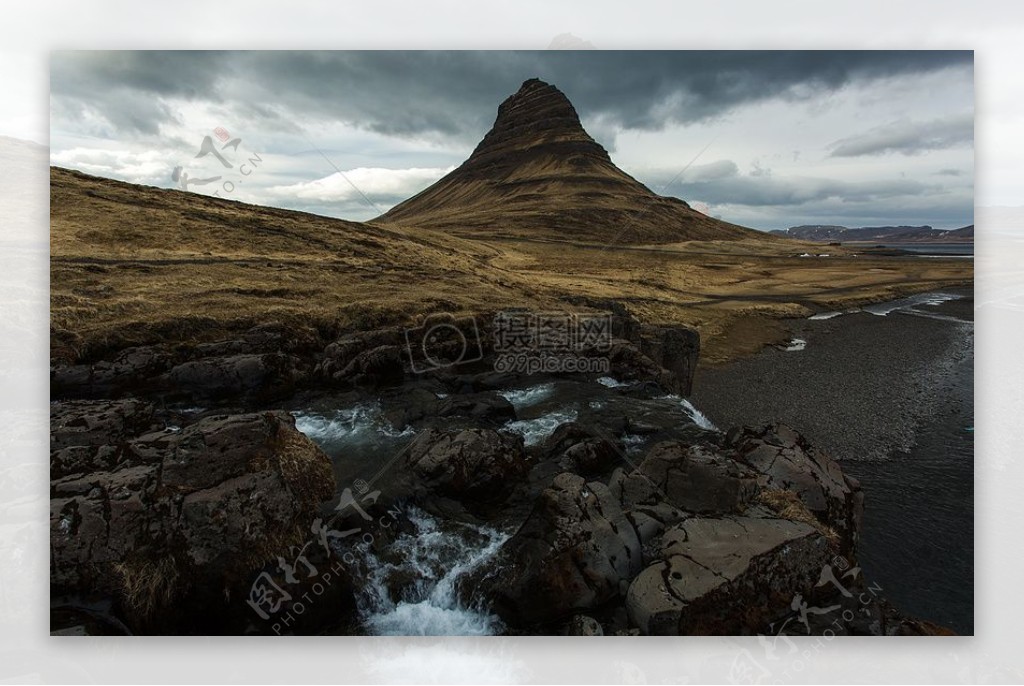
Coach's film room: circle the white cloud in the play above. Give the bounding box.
[49,146,175,186]
[265,166,454,204]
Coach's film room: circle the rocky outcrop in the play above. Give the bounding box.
[51,323,322,401]
[162,352,305,401]
[625,517,831,635]
[482,420,876,635]
[540,423,620,476]
[488,472,643,625]
[638,441,760,515]
[638,324,700,396]
[727,423,864,555]
[314,327,406,388]
[399,428,529,508]
[49,400,335,630]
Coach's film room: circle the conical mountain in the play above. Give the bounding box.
[377,78,759,244]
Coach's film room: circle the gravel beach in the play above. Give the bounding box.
[693,287,974,633]
[693,288,973,463]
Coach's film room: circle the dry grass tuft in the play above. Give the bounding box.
[757,488,840,549]
[114,554,182,620]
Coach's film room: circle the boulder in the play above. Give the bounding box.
[163,352,305,401]
[638,441,760,515]
[315,327,406,387]
[488,472,643,625]
[625,516,832,635]
[49,402,336,629]
[401,428,529,504]
[728,424,863,555]
[540,422,620,475]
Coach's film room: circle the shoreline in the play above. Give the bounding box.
[691,287,974,633]
[693,287,973,461]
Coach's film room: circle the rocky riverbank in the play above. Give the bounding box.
[693,289,974,634]
[49,306,950,635]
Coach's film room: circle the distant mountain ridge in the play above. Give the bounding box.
[770,224,974,243]
[377,79,763,244]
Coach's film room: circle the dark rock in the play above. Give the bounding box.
[164,353,305,401]
[379,387,442,427]
[598,339,672,389]
[49,403,336,631]
[51,345,177,398]
[488,472,643,625]
[625,516,832,635]
[638,324,700,396]
[51,399,158,453]
[728,424,863,555]
[638,441,760,515]
[337,345,404,388]
[538,422,620,476]
[315,328,405,384]
[559,438,619,475]
[195,322,321,358]
[401,428,529,505]
[564,614,604,636]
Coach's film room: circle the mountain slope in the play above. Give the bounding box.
[376,79,760,244]
[771,224,974,243]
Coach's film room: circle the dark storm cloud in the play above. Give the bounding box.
[51,51,226,135]
[50,50,972,139]
[828,113,973,157]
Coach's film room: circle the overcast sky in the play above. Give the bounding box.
[49,51,974,230]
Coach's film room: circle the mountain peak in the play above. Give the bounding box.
[465,78,611,168]
[378,80,759,244]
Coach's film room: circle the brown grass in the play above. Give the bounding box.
[114,554,181,620]
[50,167,973,366]
[757,489,840,549]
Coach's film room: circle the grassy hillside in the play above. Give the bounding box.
[51,167,973,366]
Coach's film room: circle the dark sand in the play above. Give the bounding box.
[692,288,974,633]
[693,290,973,463]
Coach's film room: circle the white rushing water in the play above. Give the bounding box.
[780,338,807,352]
[619,433,647,455]
[293,404,415,443]
[502,407,578,446]
[353,507,508,636]
[596,376,632,388]
[680,398,718,431]
[657,395,718,431]
[809,292,963,320]
[498,382,554,409]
